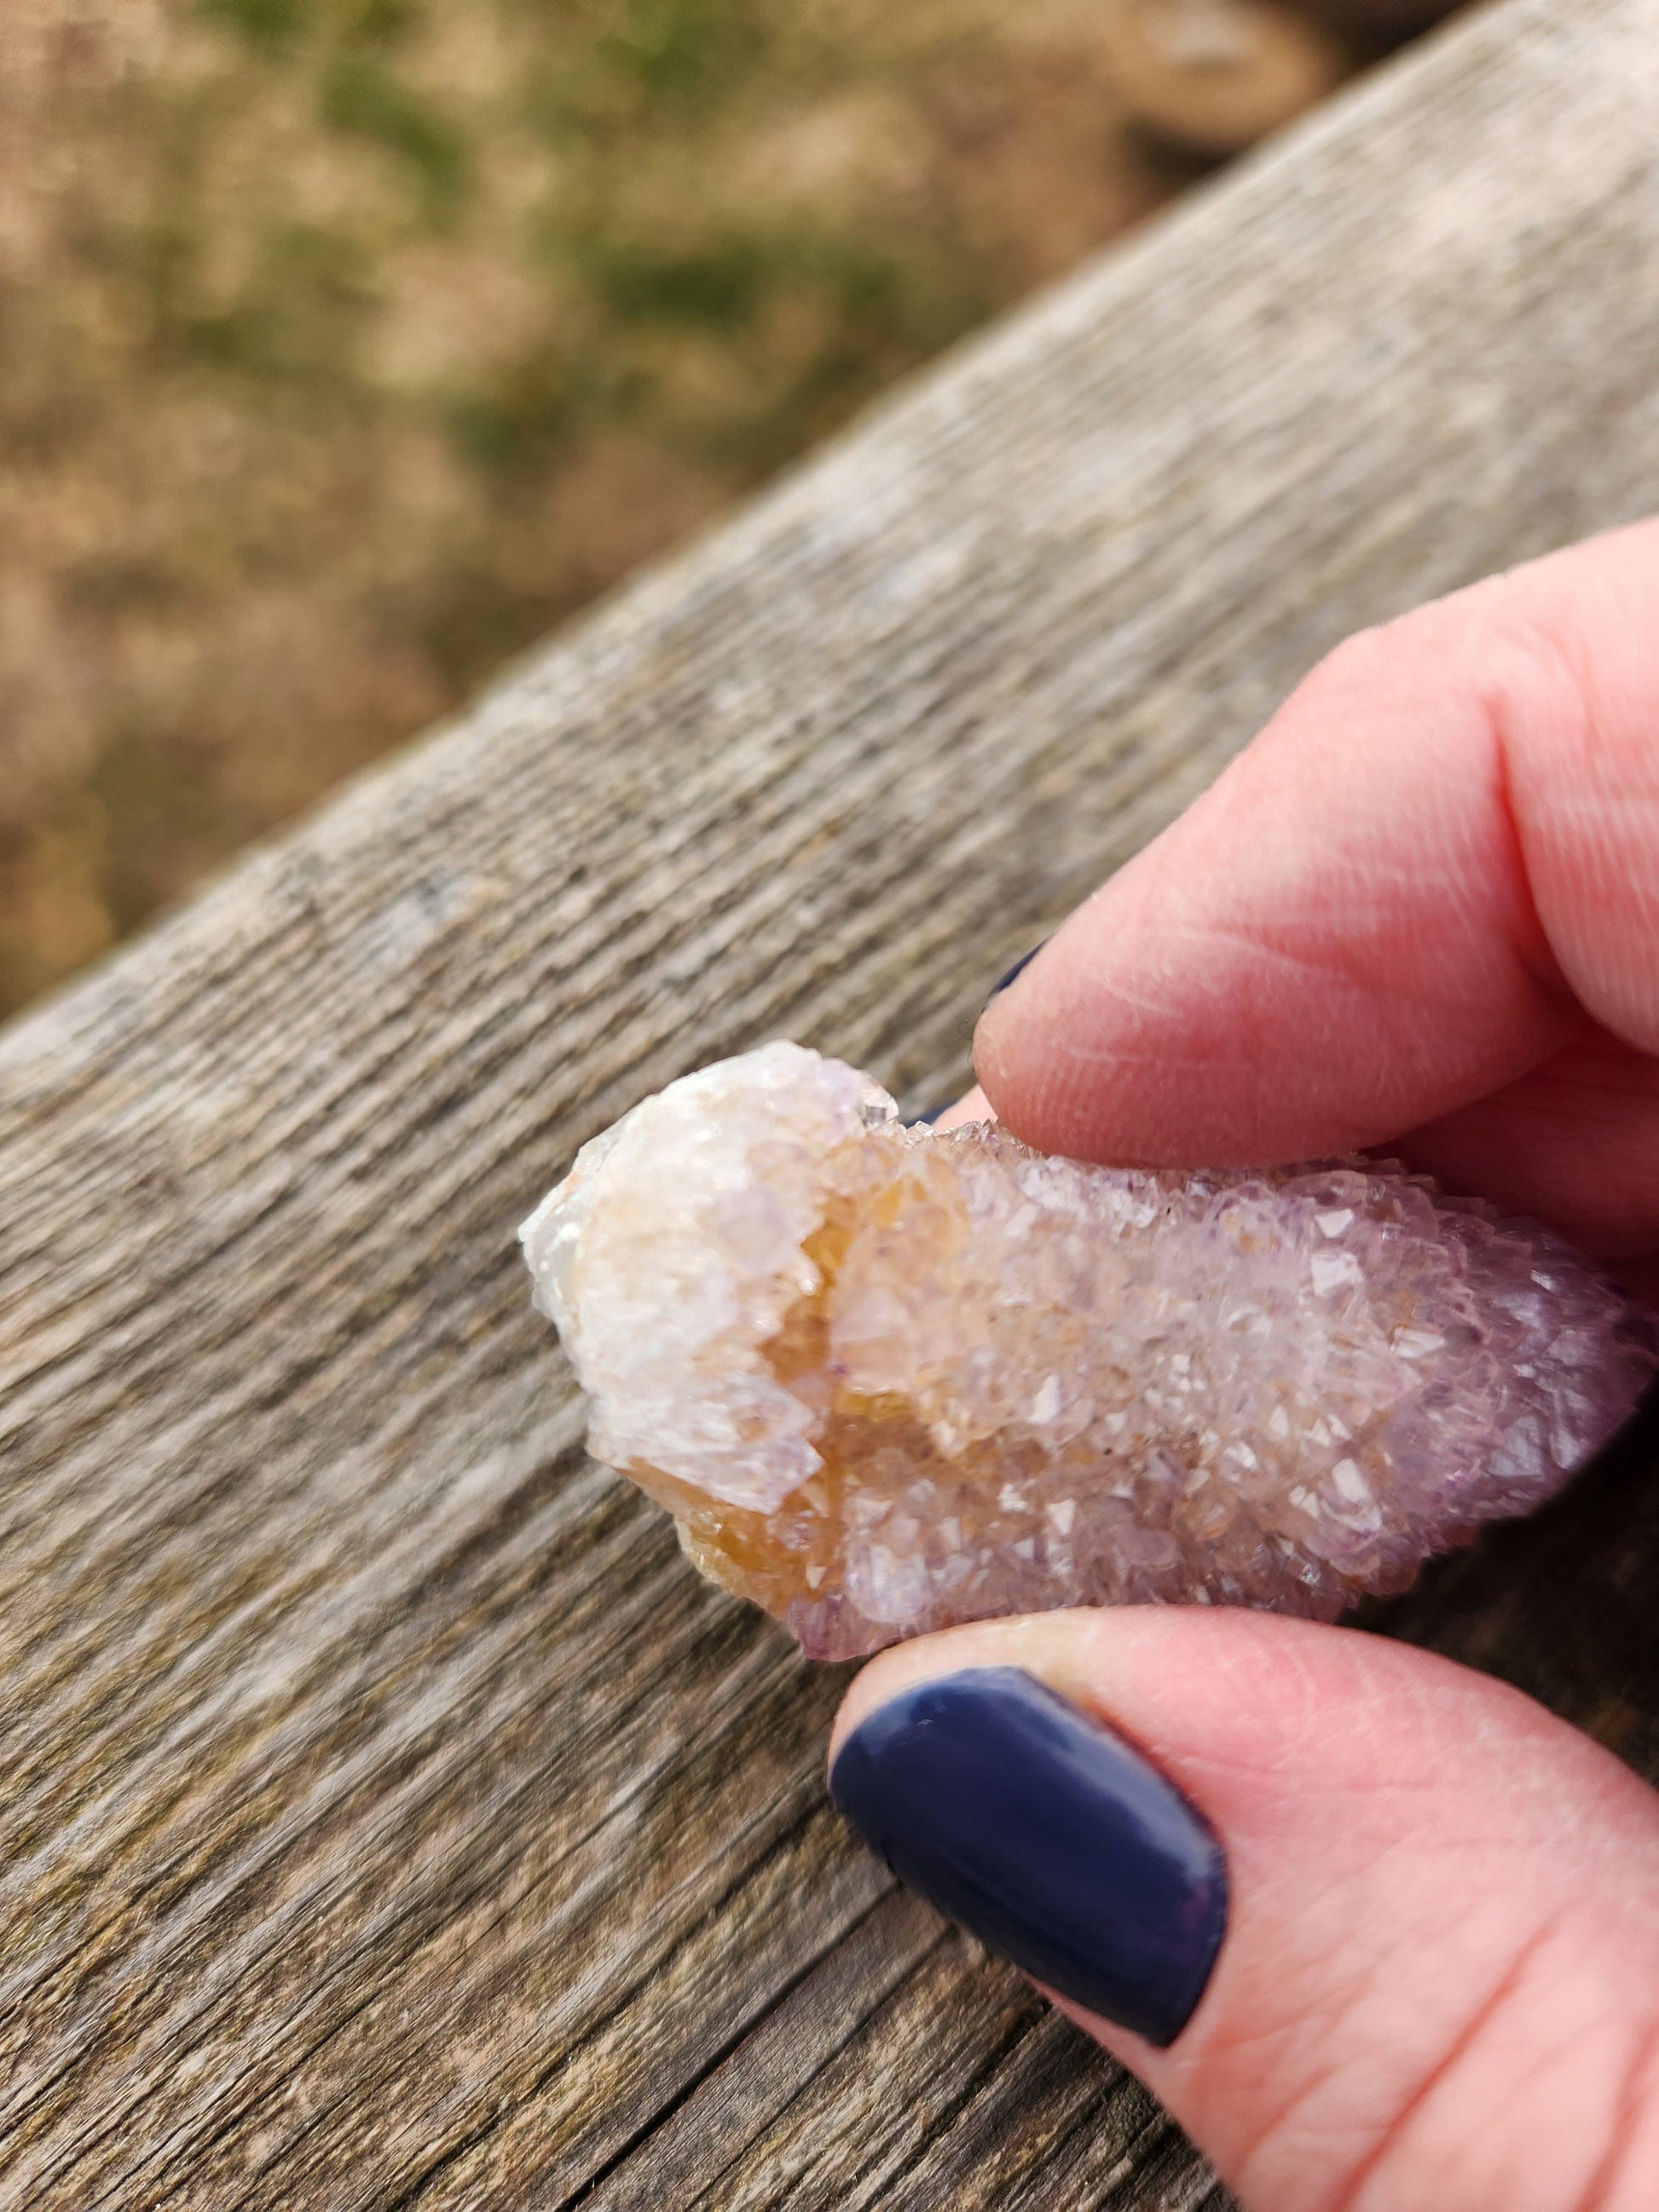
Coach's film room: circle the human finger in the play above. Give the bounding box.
[831,1608,1659,2212]
[974,520,1659,1259]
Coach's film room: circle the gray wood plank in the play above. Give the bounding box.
[4,0,1659,2201]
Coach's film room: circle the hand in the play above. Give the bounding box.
[830,520,1659,2211]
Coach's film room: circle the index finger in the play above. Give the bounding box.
[974,520,1659,1256]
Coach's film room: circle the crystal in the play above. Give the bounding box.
[521,1042,1654,1660]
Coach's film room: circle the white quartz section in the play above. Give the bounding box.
[521,1040,895,1511]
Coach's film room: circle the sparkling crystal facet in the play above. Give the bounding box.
[521,1042,1654,1660]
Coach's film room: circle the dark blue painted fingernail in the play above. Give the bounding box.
[830,1666,1227,2047]
[986,940,1046,1002]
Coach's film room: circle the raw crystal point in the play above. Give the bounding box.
[521,1041,1655,1660]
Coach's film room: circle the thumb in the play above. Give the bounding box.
[829,1609,1659,2212]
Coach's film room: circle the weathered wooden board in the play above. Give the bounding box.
[5,0,1659,2202]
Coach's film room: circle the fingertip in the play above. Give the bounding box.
[973,586,1592,1167]
[829,1610,1104,1775]
[829,1621,1229,2048]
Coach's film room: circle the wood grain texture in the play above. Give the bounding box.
[5,0,1659,2201]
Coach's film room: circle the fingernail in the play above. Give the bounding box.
[985,940,1046,1004]
[830,1666,1227,2046]
[905,1100,952,1126]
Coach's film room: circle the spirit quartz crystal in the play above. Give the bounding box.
[521,1042,1654,1660]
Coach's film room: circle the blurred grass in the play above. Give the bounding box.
[0,0,1314,1015]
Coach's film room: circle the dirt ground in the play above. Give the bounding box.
[0,0,1391,1017]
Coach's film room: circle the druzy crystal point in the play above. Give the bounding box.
[521,1042,1653,1660]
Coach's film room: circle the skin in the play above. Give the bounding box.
[833,520,1659,2210]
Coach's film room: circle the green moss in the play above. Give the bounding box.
[331,0,424,49]
[197,0,421,57]
[446,350,582,476]
[133,216,376,388]
[197,0,309,55]
[579,231,773,331]
[594,0,765,107]
[321,56,469,226]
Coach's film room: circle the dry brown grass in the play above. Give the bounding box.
[0,0,1367,1015]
